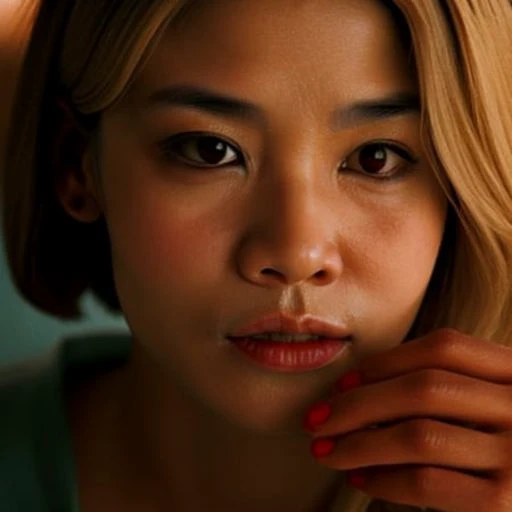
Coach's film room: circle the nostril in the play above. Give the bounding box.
[260,267,287,283]
[260,267,290,285]
[309,269,331,285]
[314,269,328,279]
[260,267,330,284]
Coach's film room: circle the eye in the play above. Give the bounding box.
[159,132,243,168]
[340,142,418,180]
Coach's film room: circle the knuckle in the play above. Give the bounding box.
[429,328,466,358]
[402,419,442,456]
[410,369,445,404]
[410,465,439,501]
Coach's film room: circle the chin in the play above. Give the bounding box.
[194,376,322,436]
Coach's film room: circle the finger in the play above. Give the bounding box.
[313,418,507,473]
[344,464,503,512]
[312,369,512,438]
[354,328,512,387]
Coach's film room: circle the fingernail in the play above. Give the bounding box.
[310,438,336,458]
[303,401,332,431]
[347,470,366,488]
[335,370,362,392]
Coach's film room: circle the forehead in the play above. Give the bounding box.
[129,0,415,107]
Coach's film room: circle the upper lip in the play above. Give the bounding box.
[227,312,352,339]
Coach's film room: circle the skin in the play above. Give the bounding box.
[306,331,512,511]
[57,0,451,510]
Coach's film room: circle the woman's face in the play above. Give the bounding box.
[88,0,447,430]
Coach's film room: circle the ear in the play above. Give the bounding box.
[53,123,103,223]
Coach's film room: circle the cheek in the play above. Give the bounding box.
[378,206,444,283]
[106,186,227,292]
[350,182,447,338]
[98,148,233,298]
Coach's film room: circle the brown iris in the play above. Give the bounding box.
[357,143,388,175]
[193,136,229,165]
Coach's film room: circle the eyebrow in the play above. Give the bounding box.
[146,84,420,130]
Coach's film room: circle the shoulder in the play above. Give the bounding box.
[0,348,58,434]
[0,333,131,511]
[0,348,63,510]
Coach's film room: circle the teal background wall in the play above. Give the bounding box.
[0,230,128,365]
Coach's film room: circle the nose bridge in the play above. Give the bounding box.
[264,167,324,247]
[260,132,334,246]
[236,144,343,287]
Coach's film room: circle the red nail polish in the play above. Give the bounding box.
[303,401,332,431]
[335,370,362,392]
[347,470,366,488]
[310,438,336,458]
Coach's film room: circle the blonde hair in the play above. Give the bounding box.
[1,1,511,507]
[0,0,39,183]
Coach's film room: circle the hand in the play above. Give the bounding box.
[303,328,512,512]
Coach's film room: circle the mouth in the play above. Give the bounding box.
[227,312,352,340]
[226,312,352,372]
[226,336,351,372]
[227,333,352,343]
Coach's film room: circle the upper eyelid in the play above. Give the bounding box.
[346,140,417,163]
[160,132,243,153]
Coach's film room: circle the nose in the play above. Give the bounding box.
[236,173,343,288]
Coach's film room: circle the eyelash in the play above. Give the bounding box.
[157,131,419,181]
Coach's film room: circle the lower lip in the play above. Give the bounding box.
[228,338,350,372]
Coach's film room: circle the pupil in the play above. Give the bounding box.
[197,137,227,164]
[359,144,387,174]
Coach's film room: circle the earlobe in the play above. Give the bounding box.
[56,174,102,224]
[54,147,102,224]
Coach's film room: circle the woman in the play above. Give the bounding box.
[1,0,512,510]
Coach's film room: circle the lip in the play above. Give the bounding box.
[228,338,350,372]
[227,312,351,339]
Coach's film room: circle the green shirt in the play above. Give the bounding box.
[0,333,131,512]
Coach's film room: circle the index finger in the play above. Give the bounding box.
[350,328,512,387]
